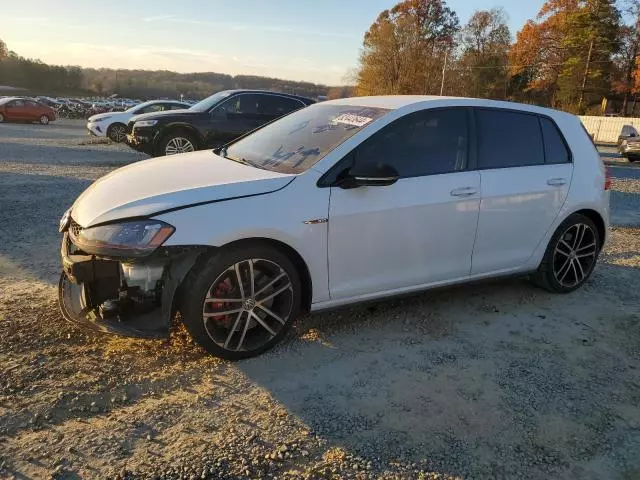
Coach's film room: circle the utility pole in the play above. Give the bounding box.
[578,38,594,111]
[578,0,599,111]
[440,51,448,96]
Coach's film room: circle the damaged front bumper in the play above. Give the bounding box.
[58,233,204,339]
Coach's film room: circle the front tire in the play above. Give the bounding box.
[180,244,301,360]
[39,115,50,125]
[107,123,127,142]
[0,113,4,123]
[156,131,197,157]
[531,214,601,293]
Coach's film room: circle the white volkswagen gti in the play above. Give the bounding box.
[59,96,610,359]
[86,100,190,142]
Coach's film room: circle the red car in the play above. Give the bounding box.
[0,97,56,124]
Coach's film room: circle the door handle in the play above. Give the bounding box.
[547,178,567,186]
[450,187,478,197]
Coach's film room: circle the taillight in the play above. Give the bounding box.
[604,166,612,190]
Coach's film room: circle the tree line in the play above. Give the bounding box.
[356,0,640,114]
[0,38,335,100]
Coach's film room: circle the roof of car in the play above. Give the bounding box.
[222,89,314,103]
[322,95,573,118]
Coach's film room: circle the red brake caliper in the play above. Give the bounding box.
[211,279,233,325]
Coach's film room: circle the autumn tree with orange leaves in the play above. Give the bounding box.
[509,0,620,112]
[355,0,459,96]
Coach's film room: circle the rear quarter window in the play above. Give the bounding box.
[540,117,571,164]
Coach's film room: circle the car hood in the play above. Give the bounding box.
[130,109,193,122]
[71,150,295,227]
[88,112,126,122]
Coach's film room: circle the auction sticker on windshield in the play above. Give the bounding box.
[333,113,373,127]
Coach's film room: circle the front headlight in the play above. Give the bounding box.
[70,220,175,257]
[59,208,72,233]
[92,116,111,123]
[134,120,158,127]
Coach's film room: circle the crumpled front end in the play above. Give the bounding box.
[58,230,204,339]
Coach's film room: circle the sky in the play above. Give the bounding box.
[1,0,547,86]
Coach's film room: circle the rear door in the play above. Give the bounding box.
[471,108,574,274]
[259,95,305,123]
[25,100,41,120]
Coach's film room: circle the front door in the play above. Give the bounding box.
[471,109,574,274]
[207,93,265,147]
[6,100,26,120]
[328,108,481,300]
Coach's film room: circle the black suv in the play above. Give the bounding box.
[125,90,314,157]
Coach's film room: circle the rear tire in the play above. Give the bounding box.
[107,123,127,142]
[180,244,301,360]
[0,113,4,123]
[530,214,601,293]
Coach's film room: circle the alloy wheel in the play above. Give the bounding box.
[40,115,49,125]
[202,259,293,353]
[110,124,126,142]
[165,137,195,155]
[552,223,598,288]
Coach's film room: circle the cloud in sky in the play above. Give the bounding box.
[141,15,357,39]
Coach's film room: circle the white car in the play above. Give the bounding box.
[86,100,190,142]
[59,96,610,359]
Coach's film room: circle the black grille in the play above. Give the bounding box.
[69,219,83,239]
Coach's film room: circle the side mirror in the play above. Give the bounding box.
[339,163,399,188]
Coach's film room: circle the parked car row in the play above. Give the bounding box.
[122,89,314,156]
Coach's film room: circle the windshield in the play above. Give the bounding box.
[189,91,233,112]
[224,104,390,174]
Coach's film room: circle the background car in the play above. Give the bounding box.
[617,124,640,162]
[87,99,191,142]
[59,96,609,360]
[125,90,314,157]
[0,97,56,124]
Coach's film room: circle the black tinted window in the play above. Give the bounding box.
[355,108,468,177]
[219,94,261,115]
[540,118,570,164]
[11,100,25,107]
[259,96,302,116]
[477,109,544,169]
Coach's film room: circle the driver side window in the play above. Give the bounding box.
[354,108,469,178]
[214,94,260,117]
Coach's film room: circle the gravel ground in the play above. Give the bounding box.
[0,120,639,480]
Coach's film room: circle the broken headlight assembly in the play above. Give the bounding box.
[69,220,175,258]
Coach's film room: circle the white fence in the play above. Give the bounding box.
[580,115,640,143]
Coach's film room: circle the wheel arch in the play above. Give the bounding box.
[571,208,606,248]
[158,123,203,147]
[220,237,313,313]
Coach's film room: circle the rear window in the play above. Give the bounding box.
[540,118,570,164]
[477,109,544,169]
